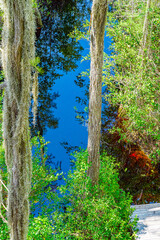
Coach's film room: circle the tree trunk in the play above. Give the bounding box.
[0,0,35,239]
[87,0,107,185]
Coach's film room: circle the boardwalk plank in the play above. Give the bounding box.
[131,203,160,240]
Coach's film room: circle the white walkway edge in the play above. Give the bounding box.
[131,203,160,240]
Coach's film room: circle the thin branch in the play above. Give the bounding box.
[139,0,151,57]
[0,179,9,191]
[0,212,8,224]
[1,202,8,211]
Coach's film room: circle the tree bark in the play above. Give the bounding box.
[0,0,35,239]
[0,82,7,89]
[87,0,107,185]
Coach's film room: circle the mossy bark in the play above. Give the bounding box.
[0,0,35,239]
[87,0,107,185]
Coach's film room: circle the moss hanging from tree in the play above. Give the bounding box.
[0,0,35,239]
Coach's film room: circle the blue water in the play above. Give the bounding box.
[45,39,90,176]
[44,31,112,178]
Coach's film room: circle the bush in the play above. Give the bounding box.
[27,215,54,240]
[0,218,9,240]
[53,150,138,239]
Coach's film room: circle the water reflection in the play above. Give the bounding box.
[30,0,91,173]
[30,0,91,136]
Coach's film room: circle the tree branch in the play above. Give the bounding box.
[0,212,8,224]
[139,0,151,57]
[0,178,8,191]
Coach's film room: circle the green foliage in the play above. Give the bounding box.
[0,128,58,239]
[0,219,9,240]
[0,101,137,239]
[0,93,9,240]
[104,0,160,160]
[69,19,90,41]
[30,57,44,74]
[28,215,54,240]
[53,151,138,239]
[0,71,5,82]
[30,134,59,215]
[32,0,38,9]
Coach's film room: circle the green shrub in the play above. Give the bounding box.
[53,151,138,239]
[0,218,9,240]
[27,215,54,240]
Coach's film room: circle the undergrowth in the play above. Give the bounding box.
[52,150,138,239]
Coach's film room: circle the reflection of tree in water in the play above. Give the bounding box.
[30,0,91,136]
[74,74,89,125]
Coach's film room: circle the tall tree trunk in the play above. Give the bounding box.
[0,0,35,239]
[87,0,107,185]
[139,0,151,58]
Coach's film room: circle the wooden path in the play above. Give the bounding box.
[131,203,160,240]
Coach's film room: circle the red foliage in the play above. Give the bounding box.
[129,150,152,172]
[103,108,160,204]
[129,153,137,158]
[113,113,152,173]
[102,109,160,204]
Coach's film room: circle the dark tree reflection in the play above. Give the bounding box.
[30,0,91,136]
